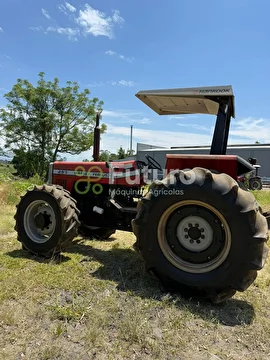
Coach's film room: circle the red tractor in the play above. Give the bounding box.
[14,86,269,303]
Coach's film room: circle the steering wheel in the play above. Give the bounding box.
[145,155,163,171]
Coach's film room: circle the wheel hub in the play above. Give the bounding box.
[177,215,213,252]
[34,212,51,230]
[187,225,201,240]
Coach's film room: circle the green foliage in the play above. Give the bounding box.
[0,72,105,179]
[93,146,130,162]
[96,146,131,161]
[0,171,43,207]
[98,150,118,161]
[11,148,48,178]
[117,146,127,159]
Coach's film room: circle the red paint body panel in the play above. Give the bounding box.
[52,161,146,192]
[165,154,239,180]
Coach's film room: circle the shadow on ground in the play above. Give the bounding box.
[6,248,71,264]
[6,237,255,326]
[68,239,256,327]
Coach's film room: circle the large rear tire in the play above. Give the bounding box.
[132,168,269,303]
[14,184,81,257]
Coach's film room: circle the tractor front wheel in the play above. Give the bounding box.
[132,167,269,303]
[15,185,81,257]
[249,177,262,190]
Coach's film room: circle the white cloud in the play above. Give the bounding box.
[30,25,79,41]
[65,2,76,12]
[58,4,68,15]
[98,123,258,154]
[109,80,135,87]
[34,4,124,41]
[118,80,134,87]
[59,116,270,161]
[76,5,124,39]
[101,124,213,152]
[58,2,76,14]
[169,115,185,120]
[88,80,135,87]
[105,50,116,56]
[177,123,210,132]
[139,117,152,124]
[111,9,124,24]
[45,26,79,41]
[96,113,270,154]
[102,109,142,118]
[88,81,104,87]
[3,55,11,60]
[229,117,270,143]
[119,54,134,63]
[105,50,134,62]
[42,8,51,20]
[29,26,43,31]
[0,27,3,33]
[101,110,152,125]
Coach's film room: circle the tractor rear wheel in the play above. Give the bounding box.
[14,184,80,257]
[132,167,269,303]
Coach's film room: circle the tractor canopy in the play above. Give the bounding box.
[136,85,235,155]
[135,85,235,118]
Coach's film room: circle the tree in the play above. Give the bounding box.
[117,146,127,159]
[12,148,43,178]
[0,72,106,178]
[98,150,118,161]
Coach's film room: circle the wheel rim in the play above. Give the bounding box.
[23,200,56,244]
[251,180,261,190]
[157,200,231,274]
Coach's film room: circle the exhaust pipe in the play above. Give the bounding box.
[93,111,101,162]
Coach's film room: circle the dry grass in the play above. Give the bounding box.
[0,205,15,236]
[0,169,270,359]
[0,231,269,360]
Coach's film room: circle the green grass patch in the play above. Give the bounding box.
[0,169,270,359]
[252,190,270,211]
[0,232,269,359]
[0,205,15,235]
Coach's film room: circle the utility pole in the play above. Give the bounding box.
[130,125,133,156]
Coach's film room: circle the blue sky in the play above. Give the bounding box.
[1,0,270,160]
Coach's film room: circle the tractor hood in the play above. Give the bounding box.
[135,85,235,118]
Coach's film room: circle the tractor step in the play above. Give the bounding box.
[109,199,138,213]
